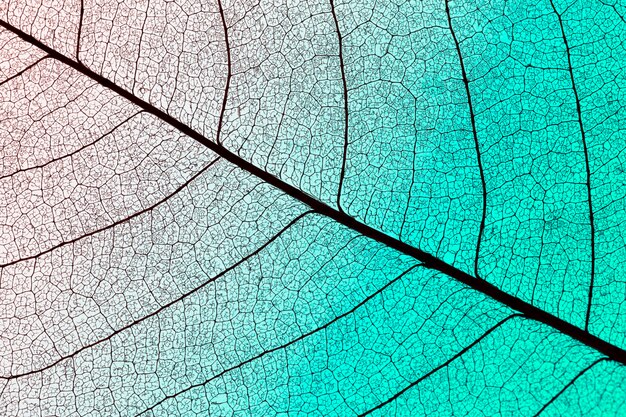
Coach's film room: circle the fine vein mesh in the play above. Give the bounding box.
[538,359,626,416]
[365,317,602,417]
[80,0,227,139]
[334,0,483,274]
[0,28,46,81]
[1,0,82,58]
[1,0,626,415]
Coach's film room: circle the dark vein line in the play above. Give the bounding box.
[359,314,521,416]
[0,158,220,268]
[215,0,231,146]
[0,55,48,88]
[329,0,350,212]
[137,264,422,416]
[76,0,84,62]
[0,210,312,380]
[132,0,149,94]
[265,73,293,171]
[0,111,143,180]
[548,0,596,332]
[533,358,607,416]
[445,0,487,281]
[598,0,626,23]
[3,19,626,365]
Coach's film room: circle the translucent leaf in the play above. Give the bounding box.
[1,0,625,415]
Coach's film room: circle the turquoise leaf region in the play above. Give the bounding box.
[0,0,625,415]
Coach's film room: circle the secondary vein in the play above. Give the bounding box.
[0,18,622,366]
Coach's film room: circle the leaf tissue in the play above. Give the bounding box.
[0,0,625,415]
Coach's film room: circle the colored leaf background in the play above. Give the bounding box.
[1,0,626,415]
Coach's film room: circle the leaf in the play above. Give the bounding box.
[0,0,625,416]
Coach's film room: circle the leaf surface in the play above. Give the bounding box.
[1,0,625,415]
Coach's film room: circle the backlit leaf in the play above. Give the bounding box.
[0,0,625,415]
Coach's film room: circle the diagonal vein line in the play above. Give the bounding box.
[215,0,231,146]
[548,0,597,333]
[0,111,143,180]
[329,0,350,212]
[0,55,49,87]
[359,314,522,416]
[0,210,313,380]
[76,0,84,61]
[445,0,487,281]
[137,264,422,416]
[0,157,220,268]
[533,357,608,417]
[2,18,625,366]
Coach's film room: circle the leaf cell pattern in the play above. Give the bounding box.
[1,0,626,416]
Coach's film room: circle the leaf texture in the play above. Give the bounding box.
[1,0,626,415]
